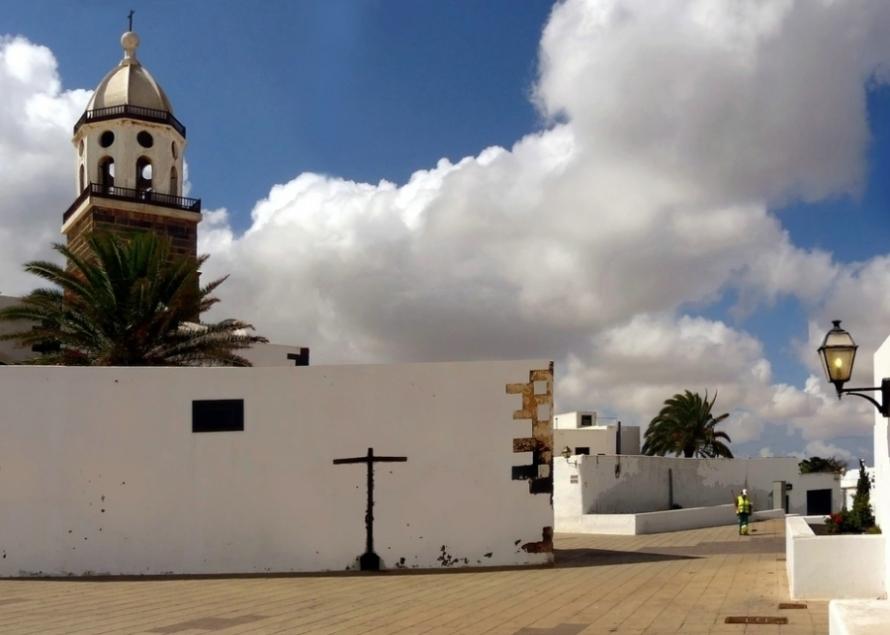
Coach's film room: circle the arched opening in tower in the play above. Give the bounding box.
[136,157,153,193]
[98,157,115,190]
[170,166,178,196]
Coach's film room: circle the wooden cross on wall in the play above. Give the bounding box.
[333,447,407,571]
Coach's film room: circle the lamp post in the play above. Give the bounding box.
[817,320,890,417]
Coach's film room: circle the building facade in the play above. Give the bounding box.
[553,411,641,456]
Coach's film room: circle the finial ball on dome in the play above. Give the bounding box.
[121,31,140,58]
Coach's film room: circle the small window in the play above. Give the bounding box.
[169,166,178,195]
[99,130,115,148]
[78,139,84,156]
[192,400,244,433]
[171,141,178,159]
[137,131,154,148]
[580,414,593,427]
[575,447,590,455]
[79,164,85,191]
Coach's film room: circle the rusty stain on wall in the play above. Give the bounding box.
[521,527,554,554]
[507,363,553,496]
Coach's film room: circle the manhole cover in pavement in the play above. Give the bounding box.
[725,616,788,625]
[779,602,807,609]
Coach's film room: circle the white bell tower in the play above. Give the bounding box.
[63,26,200,262]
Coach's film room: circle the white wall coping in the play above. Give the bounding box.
[829,599,890,634]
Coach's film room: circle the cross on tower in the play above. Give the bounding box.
[128,9,134,31]
[333,447,407,571]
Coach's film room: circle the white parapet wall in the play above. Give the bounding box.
[0,361,554,576]
[557,504,783,535]
[786,516,885,600]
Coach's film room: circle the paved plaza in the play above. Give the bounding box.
[0,519,826,634]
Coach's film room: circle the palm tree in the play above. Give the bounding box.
[642,390,733,458]
[0,232,266,366]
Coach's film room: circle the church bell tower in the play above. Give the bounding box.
[63,27,200,262]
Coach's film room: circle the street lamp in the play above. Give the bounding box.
[818,320,890,416]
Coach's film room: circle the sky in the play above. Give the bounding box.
[3,0,890,464]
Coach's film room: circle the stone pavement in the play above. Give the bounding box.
[0,518,826,634]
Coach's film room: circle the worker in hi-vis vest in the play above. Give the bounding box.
[736,489,753,535]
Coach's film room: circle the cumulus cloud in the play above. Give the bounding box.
[805,440,854,463]
[0,36,90,294]
[4,1,890,460]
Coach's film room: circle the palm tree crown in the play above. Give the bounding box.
[642,390,733,458]
[0,232,266,366]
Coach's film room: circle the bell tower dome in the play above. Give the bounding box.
[63,28,200,262]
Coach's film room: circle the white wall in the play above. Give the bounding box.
[240,342,309,367]
[554,426,640,456]
[557,503,783,535]
[555,454,841,517]
[0,361,553,576]
[786,517,885,600]
[873,335,890,595]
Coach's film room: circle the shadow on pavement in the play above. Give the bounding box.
[554,548,697,568]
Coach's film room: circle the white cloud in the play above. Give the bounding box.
[805,440,854,463]
[0,36,90,295]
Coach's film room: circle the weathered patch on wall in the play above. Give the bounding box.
[520,526,553,554]
[508,363,554,495]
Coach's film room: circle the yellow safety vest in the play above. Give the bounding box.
[737,495,752,514]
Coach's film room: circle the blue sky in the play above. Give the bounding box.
[9,1,553,230]
[3,0,890,463]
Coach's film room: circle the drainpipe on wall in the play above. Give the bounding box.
[616,421,622,455]
[668,468,674,509]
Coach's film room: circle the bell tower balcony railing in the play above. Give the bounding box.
[63,183,201,223]
[73,105,186,137]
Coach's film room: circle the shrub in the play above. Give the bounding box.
[825,460,880,535]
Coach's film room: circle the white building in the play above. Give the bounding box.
[553,411,641,456]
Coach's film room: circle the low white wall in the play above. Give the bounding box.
[636,504,737,534]
[0,361,553,576]
[557,504,784,535]
[786,517,885,600]
[556,513,637,535]
[829,599,890,635]
[565,454,840,515]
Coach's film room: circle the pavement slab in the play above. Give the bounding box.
[0,519,827,634]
